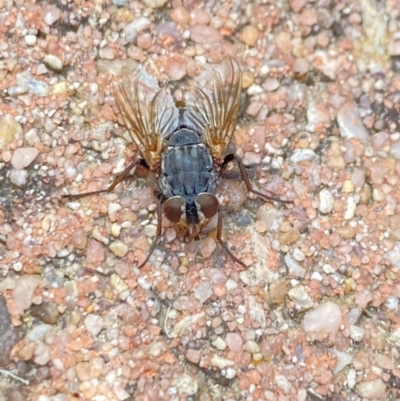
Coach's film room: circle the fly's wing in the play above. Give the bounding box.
[183,57,242,164]
[114,66,179,171]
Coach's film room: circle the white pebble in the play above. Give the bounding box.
[11,147,39,170]
[311,272,323,281]
[322,264,335,274]
[303,302,342,333]
[284,254,306,278]
[123,17,151,43]
[292,248,305,262]
[108,202,122,215]
[385,295,399,312]
[275,374,292,394]
[25,34,37,45]
[10,169,28,187]
[319,188,334,214]
[210,354,234,369]
[84,314,104,337]
[337,102,369,141]
[226,279,238,291]
[347,368,357,389]
[212,337,227,350]
[333,349,353,373]
[355,379,386,399]
[290,148,316,163]
[247,84,263,95]
[194,281,213,304]
[344,196,356,220]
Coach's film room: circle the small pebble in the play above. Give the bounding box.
[11,147,39,170]
[285,254,306,277]
[41,5,61,25]
[123,17,151,43]
[225,368,236,379]
[9,169,28,187]
[0,114,22,149]
[355,379,386,399]
[210,354,234,369]
[344,197,356,220]
[43,54,63,72]
[31,302,60,325]
[71,228,88,250]
[242,70,254,88]
[319,188,334,214]
[143,0,167,7]
[86,240,105,264]
[84,314,104,337]
[347,369,357,389]
[275,375,292,394]
[25,34,37,45]
[225,332,243,352]
[200,237,216,258]
[109,241,128,257]
[278,227,300,245]
[290,148,316,163]
[186,349,201,364]
[34,343,51,366]
[13,276,41,313]
[194,281,213,304]
[303,302,342,333]
[212,337,227,350]
[166,60,187,81]
[110,274,128,293]
[170,6,190,24]
[333,349,353,373]
[337,102,369,141]
[342,180,354,193]
[190,25,222,44]
[242,25,259,46]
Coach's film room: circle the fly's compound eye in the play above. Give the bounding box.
[164,196,184,223]
[197,193,219,218]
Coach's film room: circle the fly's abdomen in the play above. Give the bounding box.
[159,129,218,198]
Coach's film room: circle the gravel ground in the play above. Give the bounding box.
[1,0,400,400]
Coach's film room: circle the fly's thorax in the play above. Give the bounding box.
[158,129,218,200]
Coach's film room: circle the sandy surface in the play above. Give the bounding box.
[1,0,400,400]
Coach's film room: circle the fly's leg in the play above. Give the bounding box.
[62,159,142,200]
[217,210,246,268]
[138,200,163,268]
[222,154,293,204]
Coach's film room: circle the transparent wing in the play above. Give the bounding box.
[114,66,179,171]
[183,57,242,164]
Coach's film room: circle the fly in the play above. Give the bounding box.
[63,57,292,267]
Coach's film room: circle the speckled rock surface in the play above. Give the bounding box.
[1,0,400,399]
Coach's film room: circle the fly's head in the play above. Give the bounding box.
[164,193,219,240]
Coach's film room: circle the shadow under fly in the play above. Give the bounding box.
[63,57,292,268]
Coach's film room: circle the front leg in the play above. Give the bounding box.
[62,158,145,200]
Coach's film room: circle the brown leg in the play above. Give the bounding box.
[216,210,246,268]
[232,155,293,204]
[62,159,140,199]
[138,200,163,268]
